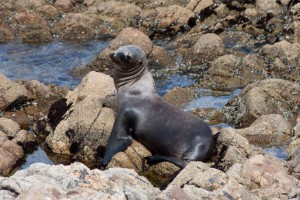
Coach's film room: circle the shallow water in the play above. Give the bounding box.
[0,40,108,89]
[263,147,288,160]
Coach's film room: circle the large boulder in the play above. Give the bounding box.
[256,0,284,16]
[0,74,33,111]
[224,79,300,128]
[0,162,160,200]
[162,155,300,200]
[45,72,115,164]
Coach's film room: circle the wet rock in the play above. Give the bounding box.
[259,40,300,82]
[0,23,14,42]
[12,129,37,152]
[0,162,160,199]
[13,11,52,43]
[256,0,283,16]
[140,5,195,36]
[149,45,175,69]
[189,33,225,65]
[45,71,115,163]
[213,127,259,171]
[0,74,33,111]
[162,87,195,109]
[190,108,227,125]
[287,147,300,180]
[224,79,300,128]
[164,154,299,200]
[52,13,99,40]
[237,114,292,146]
[70,27,153,77]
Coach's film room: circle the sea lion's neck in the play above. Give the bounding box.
[116,67,158,99]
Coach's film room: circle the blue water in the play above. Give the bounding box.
[184,89,242,111]
[263,147,288,160]
[21,147,54,169]
[0,40,108,89]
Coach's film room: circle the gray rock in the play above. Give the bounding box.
[286,118,300,156]
[287,147,300,180]
[0,162,160,200]
[46,71,116,163]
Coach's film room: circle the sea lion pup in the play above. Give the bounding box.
[102,45,214,168]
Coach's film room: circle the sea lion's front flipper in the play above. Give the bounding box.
[102,112,133,166]
[145,155,187,169]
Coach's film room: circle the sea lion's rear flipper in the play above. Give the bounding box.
[145,155,187,169]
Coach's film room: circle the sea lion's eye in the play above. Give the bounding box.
[126,53,133,61]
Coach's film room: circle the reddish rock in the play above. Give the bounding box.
[0,23,14,42]
[3,110,32,130]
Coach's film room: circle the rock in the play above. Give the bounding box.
[0,117,21,138]
[0,23,14,42]
[3,110,32,130]
[0,140,24,176]
[107,140,151,172]
[12,129,37,152]
[189,33,225,65]
[71,27,153,77]
[14,0,45,11]
[23,80,62,114]
[0,74,33,111]
[186,0,213,14]
[190,108,227,125]
[156,186,191,200]
[259,40,300,82]
[45,72,116,163]
[224,79,300,128]
[54,0,73,11]
[148,45,175,69]
[163,155,300,200]
[0,162,160,199]
[52,13,99,40]
[141,5,195,35]
[256,0,283,16]
[213,127,259,171]
[287,147,300,180]
[37,5,59,20]
[286,118,300,156]
[237,114,292,146]
[13,11,52,43]
[162,87,195,109]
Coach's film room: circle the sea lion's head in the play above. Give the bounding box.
[110,45,146,71]
[110,45,148,89]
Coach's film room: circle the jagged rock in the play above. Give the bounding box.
[286,118,300,156]
[287,147,300,180]
[45,72,115,164]
[163,154,300,200]
[0,162,160,200]
[224,79,300,128]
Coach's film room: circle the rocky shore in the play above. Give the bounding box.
[0,0,300,199]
